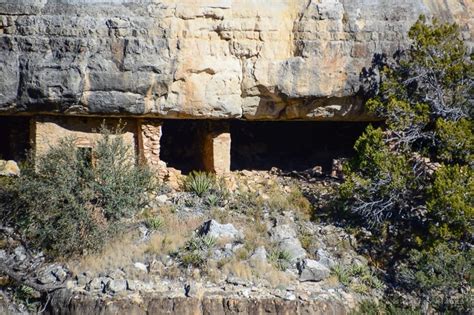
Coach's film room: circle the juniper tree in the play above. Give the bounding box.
[338,16,473,312]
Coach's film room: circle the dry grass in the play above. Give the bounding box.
[255,262,293,287]
[215,258,293,288]
[242,220,269,255]
[209,207,232,224]
[145,211,203,256]
[68,229,147,276]
[265,184,312,219]
[222,260,253,280]
[68,208,204,277]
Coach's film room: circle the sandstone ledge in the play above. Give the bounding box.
[0,0,472,121]
[47,290,349,315]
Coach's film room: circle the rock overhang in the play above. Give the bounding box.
[0,0,472,121]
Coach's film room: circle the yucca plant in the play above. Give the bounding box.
[184,171,215,197]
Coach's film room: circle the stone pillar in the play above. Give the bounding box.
[138,119,166,168]
[202,122,231,174]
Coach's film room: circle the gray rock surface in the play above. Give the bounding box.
[315,249,337,269]
[270,224,307,263]
[133,262,148,273]
[107,279,128,294]
[87,277,110,292]
[249,246,268,266]
[0,0,471,121]
[297,259,331,282]
[278,238,307,263]
[198,219,243,241]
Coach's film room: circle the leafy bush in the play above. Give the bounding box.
[335,16,473,312]
[435,118,473,164]
[13,285,40,312]
[0,127,156,257]
[350,300,421,315]
[399,244,473,313]
[426,165,473,243]
[184,171,215,197]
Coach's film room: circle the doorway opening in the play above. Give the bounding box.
[160,119,207,174]
[0,116,31,161]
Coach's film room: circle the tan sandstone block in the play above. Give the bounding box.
[202,124,231,174]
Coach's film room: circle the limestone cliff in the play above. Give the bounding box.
[0,0,472,120]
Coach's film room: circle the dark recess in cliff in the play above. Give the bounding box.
[230,121,371,172]
[0,116,30,161]
[160,119,207,173]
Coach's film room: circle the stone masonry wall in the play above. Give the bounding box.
[32,116,138,159]
[139,119,166,168]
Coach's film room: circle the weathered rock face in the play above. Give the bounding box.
[0,0,472,121]
[47,290,349,315]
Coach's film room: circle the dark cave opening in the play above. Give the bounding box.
[160,119,207,174]
[0,116,31,161]
[230,120,371,173]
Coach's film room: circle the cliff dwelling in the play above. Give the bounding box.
[1,115,371,176]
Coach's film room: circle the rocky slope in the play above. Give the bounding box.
[0,0,472,120]
[0,171,384,315]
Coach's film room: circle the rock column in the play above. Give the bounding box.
[202,122,231,175]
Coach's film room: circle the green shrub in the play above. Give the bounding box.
[268,249,292,271]
[331,264,351,286]
[435,118,473,164]
[331,264,383,293]
[338,125,420,228]
[350,300,421,315]
[144,217,164,231]
[427,165,473,243]
[13,285,40,312]
[184,171,215,197]
[0,127,156,257]
[399,244,473,313]
[334,16,473,312]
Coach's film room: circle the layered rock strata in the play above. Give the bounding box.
[0,0,472,121]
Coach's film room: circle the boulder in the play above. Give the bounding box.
[38,272,56,285]
[13,246,26,262]
[315,249,336,269]
[0,160,20,177]
[133,262,148,273]
[269,224,307,263]
[38,264,67,285]
[51,265,67,282]
[156,194,169,204]
[278,238,307,263]
[106,279,128,294]
[76,272,90,287]
[108,269,126,280]
[297,259,331,282]
[198,220,243,241]
[87,277,110,292]
[269,224,298,242]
